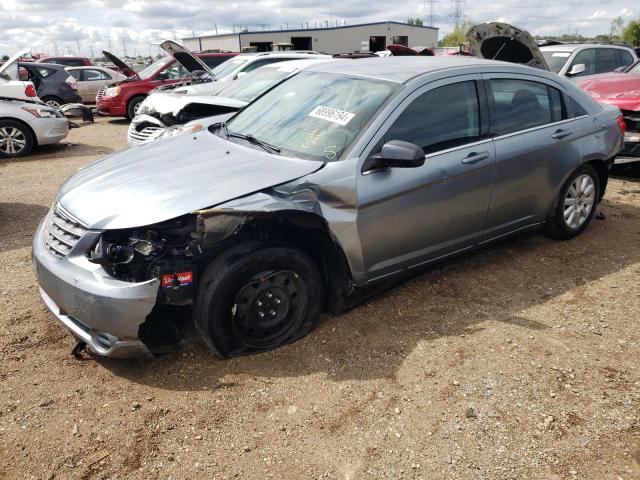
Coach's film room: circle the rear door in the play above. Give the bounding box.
[357,76,495,279]
[482,74,581,239]
[81,69,111,101]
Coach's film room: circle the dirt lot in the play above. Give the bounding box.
[0,117,639,480]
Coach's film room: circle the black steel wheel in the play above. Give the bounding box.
[194,243,323,357]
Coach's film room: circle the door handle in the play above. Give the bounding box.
[462,151,490,164]
[551,129,572,140]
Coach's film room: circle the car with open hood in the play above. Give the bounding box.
[96,41,238,119]
[0,49,40,101]
[127,57,333,146]
[576,60,640,164]
[0,96,69,157]
[33,56,623,359]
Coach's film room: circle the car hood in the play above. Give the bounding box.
[140,91,247,116]
[576,73,640,109]
[0,48,30,78]
[57,130,323,230]
[101,50,138,79]
[466,22,549,70]
[159,39,215,76]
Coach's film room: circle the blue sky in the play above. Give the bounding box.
[1,0,637,57]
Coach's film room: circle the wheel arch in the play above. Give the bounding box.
[0,116,38,146]
[583,158,609,202]
[200,210,354,313]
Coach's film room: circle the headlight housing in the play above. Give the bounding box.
[22,107,58,118]
[160,123,204,139]
[104,86,121,97]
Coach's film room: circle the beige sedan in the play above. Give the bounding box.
[65,66,127,104]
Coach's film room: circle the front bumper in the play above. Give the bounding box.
[32,216,159,357]
[96,96,126,117]
[29,117,69,146]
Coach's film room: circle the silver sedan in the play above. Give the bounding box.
[33,57,623,358]
[0,97,69,157]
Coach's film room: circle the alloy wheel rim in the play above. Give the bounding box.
[563,174,595,229]
[46,100,61,108]
[0,127,27,155]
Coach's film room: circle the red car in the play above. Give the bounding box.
[577,61,640,164]
[97,44,238,119]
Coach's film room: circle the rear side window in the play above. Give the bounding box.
[83,69,110,81]
[35,67,56,78]
[386,81,480,154]
[596,49,618,73]
[68,70,82,80]
[488,79,560,135]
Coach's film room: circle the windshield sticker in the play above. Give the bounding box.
[552,52,571,57]
[309,105,355,126]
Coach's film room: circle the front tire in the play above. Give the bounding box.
[546,164,600,240]
[194,243,324,358]
[0,120,34,158]
[126,96,145,120]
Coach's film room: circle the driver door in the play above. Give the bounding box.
[357,77,495,280]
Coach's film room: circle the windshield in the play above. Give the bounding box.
[214,66,294,102]
[210,58,249,79]
[138,56,173,79]
[224,71,399,161]
[541,50,572,73]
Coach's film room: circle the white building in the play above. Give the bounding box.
[183,21,438,54]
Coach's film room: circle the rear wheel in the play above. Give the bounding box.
[0,120,34,158]
[41,96,63,109]
[545,164,600,239]
[126,96,145,120]
[194,243,323,358]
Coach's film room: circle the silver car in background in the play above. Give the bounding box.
[33,57,623,359]
[0,97,69,157]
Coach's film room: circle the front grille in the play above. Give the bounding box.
[621,110,640,133]
[43,206,87,258]
[96,86,106,103]
[127,124,165,146]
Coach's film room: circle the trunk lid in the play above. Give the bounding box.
[0,48,30,78]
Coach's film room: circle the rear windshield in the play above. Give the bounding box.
[541,51,572,73]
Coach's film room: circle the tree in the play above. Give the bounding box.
[407,18,424,26]
[610,16,625,41]
[624,20,640,46]
[439,20,476,47]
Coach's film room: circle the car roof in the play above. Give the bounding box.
[198,52,239,57]
[540,43,634,52]
[235,52,328,61]
[303,56,534,83]
[259,57,343,70]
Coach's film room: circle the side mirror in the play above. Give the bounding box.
[614,66,627,73]
[371,140,425,169]
[567,63,586,76]
[235,71,248,80]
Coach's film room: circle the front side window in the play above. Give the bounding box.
[489,79,561,135]
[385,81,480,154]
[211,58,249,78]
[68,69,82,80]
[215,66,294,102]
[201,56,232,69]
[223,71,399,161]
[618,50,634,68]
[570,49,596,76]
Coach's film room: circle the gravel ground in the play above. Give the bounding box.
[0,117,639,480]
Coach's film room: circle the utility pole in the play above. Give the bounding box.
[75,37,81,56]
[425,0,438,27]
[54,41,59,56]
[451,0,465,30]
[121,35,127,58]
[89,45,94,60]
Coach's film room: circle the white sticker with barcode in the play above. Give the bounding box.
[308,105,355,126]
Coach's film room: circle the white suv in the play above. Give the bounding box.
[541,43,637,78]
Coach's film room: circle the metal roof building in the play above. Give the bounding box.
[182,21,438,55]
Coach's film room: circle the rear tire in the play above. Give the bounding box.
[194,243,323,358]
[41,96,63,109]
[0,120,34,158]
[545,164,600,240]
[126,96,145,120]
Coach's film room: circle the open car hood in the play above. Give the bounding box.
[466,22,549,70]
[0,48,30,78]
[57,129,323,230]
[387,44,434,56]
[101,50,138,79]
[159,39,215,76]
